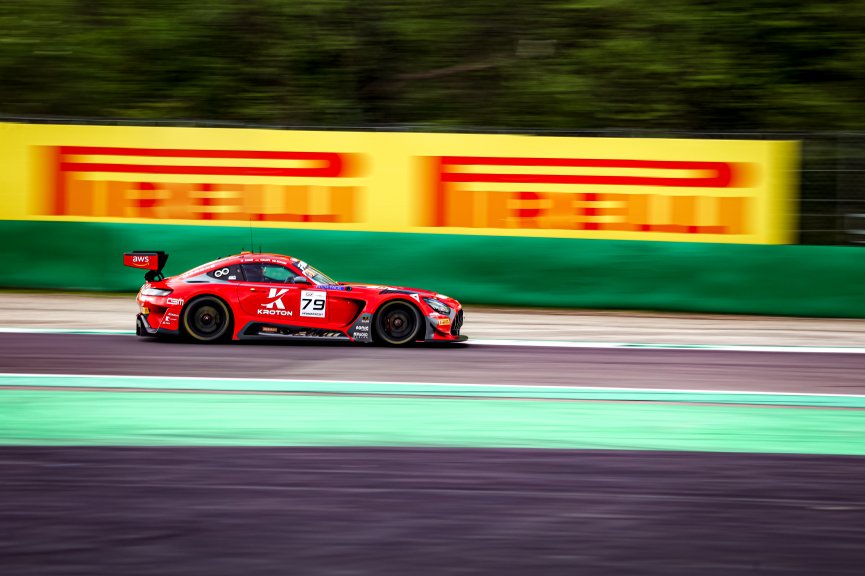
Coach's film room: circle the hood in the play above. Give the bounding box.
[341,283,436,297]
[341,283,457,304]
[341,282,432,295]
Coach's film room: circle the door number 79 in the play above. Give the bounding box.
[300,290,326,317]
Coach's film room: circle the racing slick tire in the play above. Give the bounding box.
[374,300,422,346]
[181,296,232,343]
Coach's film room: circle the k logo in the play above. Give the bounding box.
[263,288,289,310]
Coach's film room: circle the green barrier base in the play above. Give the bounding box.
[2,220,865,318]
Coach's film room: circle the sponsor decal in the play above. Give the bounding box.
[426,156,756,236]
[410,293,421,303]
[258,309,293,316]
[350,312,373,341]
[300,290,326,318]
[41,146,363,224]
[123,253,159,270]
[262,288,288,309]
[213,267,230,278]
[437,318,451,326]
[166,297,184,306]
[257,288,293,316]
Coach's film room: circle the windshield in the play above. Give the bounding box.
[296,261,337,286]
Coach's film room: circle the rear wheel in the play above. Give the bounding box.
[182,296,232,342]
[374,301,422,345]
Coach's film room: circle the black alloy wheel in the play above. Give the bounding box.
[374,301,421,345]
[182,297,232,342]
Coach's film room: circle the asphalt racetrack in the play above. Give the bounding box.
[2,332,865,393]
[2,332,865,575]
[2,447,864,576]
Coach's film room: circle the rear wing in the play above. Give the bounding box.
[123,251,169,282]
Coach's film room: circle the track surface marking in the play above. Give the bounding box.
[3,333,865,574]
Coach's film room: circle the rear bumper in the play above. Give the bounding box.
[136,313,178,337]
[136,313,159,336]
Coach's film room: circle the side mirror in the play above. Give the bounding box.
[292,276,312,284]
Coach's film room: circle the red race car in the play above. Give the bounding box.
[124,251,466,345]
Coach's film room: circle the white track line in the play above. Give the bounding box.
[470,338,865,354]
[2,372,865,399]
[0,328,135,335]
[1,327,865,354]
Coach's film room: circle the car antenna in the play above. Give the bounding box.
[248,216,254,252]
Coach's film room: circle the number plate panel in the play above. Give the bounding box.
[300,290,327,318]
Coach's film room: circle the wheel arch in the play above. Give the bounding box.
[372,297,424,345]
[180,293,235,342]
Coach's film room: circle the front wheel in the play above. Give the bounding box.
[182,296,232,342]
[374,301,421,346]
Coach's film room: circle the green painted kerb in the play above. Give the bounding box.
[3,220,865,317]
[2,386,864,455]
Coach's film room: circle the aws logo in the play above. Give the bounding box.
[122,252,158,270]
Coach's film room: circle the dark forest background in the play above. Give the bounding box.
[2,1,864,131]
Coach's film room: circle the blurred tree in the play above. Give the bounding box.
[0,0,864,130]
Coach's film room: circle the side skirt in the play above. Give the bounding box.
[236,321,352,342]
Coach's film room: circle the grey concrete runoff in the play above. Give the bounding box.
[3,291,865,347]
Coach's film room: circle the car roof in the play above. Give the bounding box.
[217,253,303,267]
[234,252,295,261]
[175,253,301,279]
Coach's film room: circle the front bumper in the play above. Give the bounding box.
[422,307,466,342]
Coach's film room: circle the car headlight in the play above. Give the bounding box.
[141,288,172,296]
[423,297,451,315]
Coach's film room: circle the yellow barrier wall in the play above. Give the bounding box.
[0,122,798,244]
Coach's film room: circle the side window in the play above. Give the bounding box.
[240,263,299,284]
[206,264,242,281]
